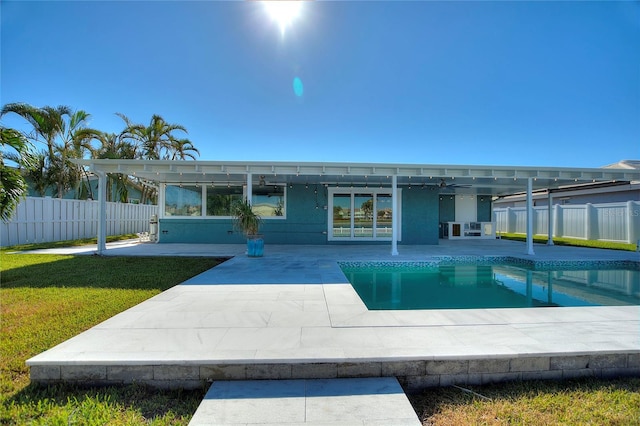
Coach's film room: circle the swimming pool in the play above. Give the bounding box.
[340,260,640,310]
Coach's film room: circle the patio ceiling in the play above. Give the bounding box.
[75,159,640,197]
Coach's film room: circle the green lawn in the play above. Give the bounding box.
[497,233,637,251]
[2,244,639,425]
[1,250,224,425]
[409,378,640,425]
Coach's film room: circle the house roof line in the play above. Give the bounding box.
[71,159,640,197]
[73,159,640,178]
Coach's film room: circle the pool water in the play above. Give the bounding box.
[340,263,640,310]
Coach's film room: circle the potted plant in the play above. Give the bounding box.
[232,198,264,257]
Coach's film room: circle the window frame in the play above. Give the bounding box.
[162,183,287,219]
[327,187,401,241]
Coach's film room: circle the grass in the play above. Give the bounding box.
[1,246,225,425]
[409,379,640,425]
[497,233,638,252]
[2,240,639,425]
[3,233,140,252]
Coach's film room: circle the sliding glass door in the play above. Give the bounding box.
[328,188,400,241]
[354,193,373,238]
[332,193,352,239]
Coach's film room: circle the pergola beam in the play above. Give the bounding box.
[74,159,639,199]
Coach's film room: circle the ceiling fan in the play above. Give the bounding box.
[437,178,471,189]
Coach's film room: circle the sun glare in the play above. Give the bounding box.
[263,1,303,36]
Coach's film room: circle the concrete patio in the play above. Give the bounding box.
[26,238,639,393]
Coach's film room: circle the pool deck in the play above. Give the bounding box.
[26,239,640,390]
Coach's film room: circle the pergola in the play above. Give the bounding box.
[75,159,640,255]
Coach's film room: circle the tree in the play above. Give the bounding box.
[0,127,33,221]
[60,110,95,199]
[116,113,198,204]
[125,114,191,160]
[75,128,133,202]
[361,199,373,220]
[1,105,200,204]
[170,138,200,160]
[0,103,93,198]
[23,151,49,197]
[0,103,69,160]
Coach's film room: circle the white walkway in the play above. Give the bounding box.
[189,377,421,426]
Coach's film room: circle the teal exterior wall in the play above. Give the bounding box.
[401,188,440,244]
[260,184,329,244]
[439,195,456,222]
[159,184,328,244]
[438,195,455,238]
[477,195,492,222]
[158,184,441,245]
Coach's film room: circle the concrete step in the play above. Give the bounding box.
[189,377,421,426]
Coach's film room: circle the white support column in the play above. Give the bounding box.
[246,173,252,204]
[547,190,554,246]
[391,175,399,256]
[156,183,165,243]
[96,171,107,255]
[526,177,535,255]
[158,183,165,219]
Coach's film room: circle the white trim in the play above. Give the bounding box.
[327,187,402,242]
[246,172,252,205]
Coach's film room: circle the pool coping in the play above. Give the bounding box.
[338,255,640,269]
[337,256,639,313]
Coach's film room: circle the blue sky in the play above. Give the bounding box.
[2,1,638,168]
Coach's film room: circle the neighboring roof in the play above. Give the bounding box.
[602,160,640,170]
[494,180,640,203]
[73,159,640,197]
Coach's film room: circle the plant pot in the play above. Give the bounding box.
[246,235,264,257]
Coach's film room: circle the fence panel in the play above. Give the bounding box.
[493,201,639,244]
[0,197,158,246]
[559,205,586,239]
[513,209,528,235]
[594,203,628,242]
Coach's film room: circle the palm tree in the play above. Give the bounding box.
[23,151,50,197]
[125,114,189,160]
[79,129,136,202]
[116,113,196,203]
[170,138,200,160]
[56,109,94,198]
[0,103,93,198]
[1,103,69,159]
[0,127,33,221]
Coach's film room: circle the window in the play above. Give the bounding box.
[354,193,373,238]
[328,188,400,241]
[207,186,243,216]
[163,183,287,218]
[332,193,351,238]
[252,186,286,217]
[165,185,202,216]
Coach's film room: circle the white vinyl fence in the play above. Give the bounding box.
[494,201,640,244]
[1,197,158,246]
